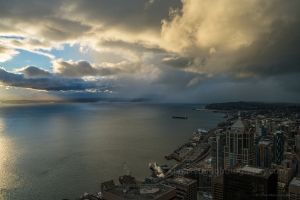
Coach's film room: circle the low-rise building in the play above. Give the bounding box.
[278,168,292,185]
[102,184,176,200]
[168,177,197,200]
[289,177,300,200]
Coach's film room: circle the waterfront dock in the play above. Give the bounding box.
[165,153,184,162]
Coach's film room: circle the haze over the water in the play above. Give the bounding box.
[1,0,300,102]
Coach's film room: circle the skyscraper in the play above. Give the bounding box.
[271,122,276,132]
[212,175,223,200]
[223,164,278,200]
[273,131,284,165]
[295,134,300,152]
[255,139,271,168]
[262,126,268,137]
[210,131,226,175]
[215,131,226,174]
[224,117,255,169]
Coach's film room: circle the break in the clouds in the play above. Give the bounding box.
[0,0,300,102]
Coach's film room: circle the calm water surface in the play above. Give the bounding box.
[0,102,224,199]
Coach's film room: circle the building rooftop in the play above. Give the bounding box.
[170,177,196,186]
[104,184,175,199]
[274,131,283,135]
[226,164,276,178]
[231,117,244,129]
[213,175,223,184]
[101,180,115,190]
[290,177,300,187]
[258,139,270,145]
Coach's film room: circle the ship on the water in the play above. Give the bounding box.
[172,116,187,119]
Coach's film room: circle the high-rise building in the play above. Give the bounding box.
[212,175,223,200]
[224,117,255,169]
[210,131,226,175]
[273,131,284,165]
[289,124,295,133]
[295,134,300,152]
[256,119,260,134]
[267,121,272,132]
[215,131,226,175]
[271,122,276,133]
[295,133,300,178]
[290,130,297,138]
[262,126,268,137]
[259,127,263,137]
[255,139,271,168]
[223,164,278,200]
[289,177,300,200]
[209,136,217,174]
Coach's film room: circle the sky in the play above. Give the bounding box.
[0,0,300,103]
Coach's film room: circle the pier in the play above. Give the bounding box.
[165,153,184,162]
[174,143,187,154]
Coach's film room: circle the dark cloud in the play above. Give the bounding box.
[39,17,91,42]
[161,57,192,68]
[274,73,300,94]
[161,0,300,79]
[17,66,52,78]
[0,67,107,91]
[228,18,300,78]
[52,59,148,77]
[0,1,91,42]
[61,0,182,32]
[99,40,166,54]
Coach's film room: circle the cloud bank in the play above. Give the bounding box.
[0,67,108,91]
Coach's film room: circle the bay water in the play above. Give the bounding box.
[0,102,224,199]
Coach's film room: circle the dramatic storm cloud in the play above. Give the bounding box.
[0,0,300,102]
[161,0,300,76]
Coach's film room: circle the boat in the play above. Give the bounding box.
[172,116,187,119]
